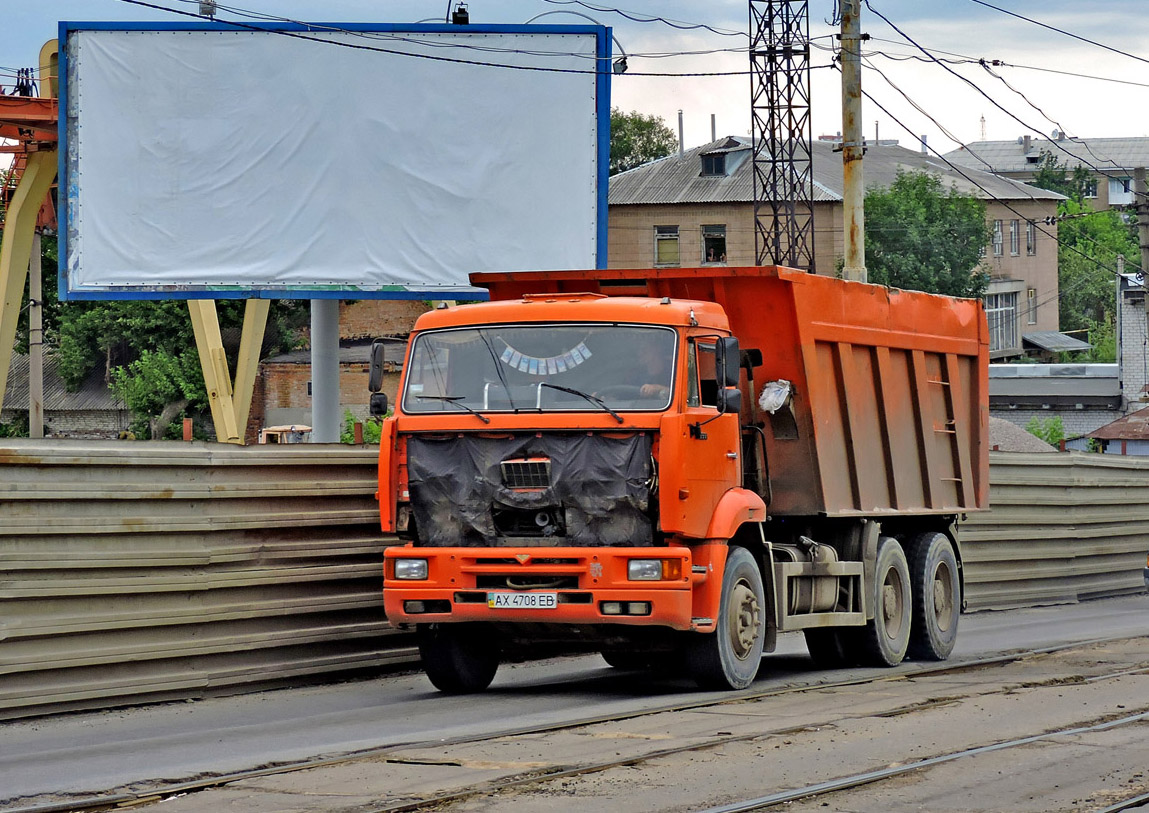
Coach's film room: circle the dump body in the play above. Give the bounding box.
[473,265,989,517]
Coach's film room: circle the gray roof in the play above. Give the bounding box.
[609,137,1063,207]
[1021,331,1092,353]
[2,354,126,412]
[944,137,1149,175]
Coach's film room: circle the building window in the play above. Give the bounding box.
[1009,220,1020,256]
[985,291,1019,354]
[700,153,726,176]
[701,225,727,264]
[1109,178,1134,206]
[654,225,680,266]
[1027,287,1037,324]
[1083,179,1098,198]
[1026,220,1037,256]
[992,220,1003,257]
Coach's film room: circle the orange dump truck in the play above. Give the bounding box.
[369,266,988,692]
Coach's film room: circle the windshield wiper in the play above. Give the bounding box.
[538,383,624,423]
[414,395,491,424]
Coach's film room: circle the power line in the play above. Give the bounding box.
[863,1,1136,193]
[541,0,747,38]
[112,0,761,77]
[856,73,1136,332]
[967,0,1149,68]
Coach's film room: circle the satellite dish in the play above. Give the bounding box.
[1050,129,1060,139]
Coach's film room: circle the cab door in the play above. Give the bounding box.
[659,337,741,538]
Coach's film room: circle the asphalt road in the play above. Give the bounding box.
[1,594,1146,808]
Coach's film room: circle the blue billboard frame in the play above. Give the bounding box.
[57,21,612,301]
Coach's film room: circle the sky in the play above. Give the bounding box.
[3,0,1149,159]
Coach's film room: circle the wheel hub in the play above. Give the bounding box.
[728,582,761,660]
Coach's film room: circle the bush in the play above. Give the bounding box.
[1025,416,1064,447]
[340,409,383,445]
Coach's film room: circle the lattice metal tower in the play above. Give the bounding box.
[749,0,815,271]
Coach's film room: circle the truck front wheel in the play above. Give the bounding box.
[855,536,912,667]
[688,546,766,690]
[907,532,960,661]
[417,623,500,693]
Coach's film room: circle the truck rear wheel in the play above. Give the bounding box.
[417,623,500,693]
[688,547,765,690]
[855,536,911,667]
[907,532,960,661]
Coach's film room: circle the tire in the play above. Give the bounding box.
[416,623,500,694]
[906,532,960,661]
[855,536,912,667]
[803,627,855,669]
[688,547,766,690]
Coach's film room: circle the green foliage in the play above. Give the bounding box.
[109,349,204,439]
[1027,153,1137,335]
[1051,199,1136,335]
[1025,415,1065,447]
[609,108,677,176]
[863,170,992,298]
[340,408,383,445]
[0,414,29,438]
[1060,317,1116,363]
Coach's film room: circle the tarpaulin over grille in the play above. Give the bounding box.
[407,433,653,547]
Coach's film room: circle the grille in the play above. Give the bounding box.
[501,457,551,489]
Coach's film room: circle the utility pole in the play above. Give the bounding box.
[29,230,43,438]
[840,0,866,282]
[1135,168,1149,316]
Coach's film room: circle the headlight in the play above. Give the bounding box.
[628,559,664,581]
[394,558,429,580]
[628,559,681,581]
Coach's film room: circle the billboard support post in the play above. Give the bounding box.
[310,299,340,443]
[0,149,57,416]
[187,299,269,444]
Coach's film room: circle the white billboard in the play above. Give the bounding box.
[59,23,610,300]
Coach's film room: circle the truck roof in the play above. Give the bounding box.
[413,294,730,332]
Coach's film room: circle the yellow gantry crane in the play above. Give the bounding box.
[0,40,266,444]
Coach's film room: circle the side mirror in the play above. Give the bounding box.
[368,340,386,393]
[369,392,389,418]
[717,387,741,415]
[716,336,741,387]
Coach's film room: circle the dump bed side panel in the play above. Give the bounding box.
[474,266,989,516]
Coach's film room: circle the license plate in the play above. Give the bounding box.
[487,592,558,609]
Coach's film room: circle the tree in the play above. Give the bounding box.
[1028,153,1136,356]
[863,170,992,298]
[609,108,677,175]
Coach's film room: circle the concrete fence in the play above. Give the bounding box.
[0,442,1144,720]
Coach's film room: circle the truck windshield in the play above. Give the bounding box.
[402,324,676,415]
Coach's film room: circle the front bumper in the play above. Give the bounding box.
[383,545,705,630]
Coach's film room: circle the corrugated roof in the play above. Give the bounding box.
[944,137,1149,174]
[1087,406,1149,440]
[1022,331,1092,353]
[263,338,407,366]
[2,354,125,412]
[610,137,1062,206]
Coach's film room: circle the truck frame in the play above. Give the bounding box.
[370,266,988,691]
